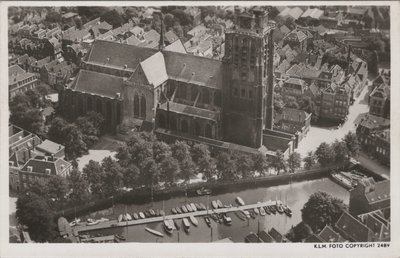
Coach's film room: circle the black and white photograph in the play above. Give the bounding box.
[1,1,399,257]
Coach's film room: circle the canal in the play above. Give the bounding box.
[83,177,349,242]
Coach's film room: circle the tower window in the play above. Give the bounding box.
[233,87,239,97]
[241,89,246,97]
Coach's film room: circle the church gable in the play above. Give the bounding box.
[128,64,150,87]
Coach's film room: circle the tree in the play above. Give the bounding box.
[153,141,172,163]
[101,157,124,197]
[315,142,335,167]
[191,143,210,164]
[171,9,191,26]
[216,152,238,181]
[46,175,69,203]
[286,222,313,242]
[198,155,216,182]
[77,6,109,20]
[237,154,254,179]
[163,13,175,29]
[160,157,180,186]
[301,191,347,232]
[82,160,105,199]
[101,9,124,28]
[45,11,62,23]
[67,169,90,205]
[25,180,50,199]
[172,141,195,182]
[332,140,349,165]
[123,164,140,189]
[303,151,316,170]
[274,92,285,115]
[48,117,69,144]
[252,153,269,176]
[270,150,287,174]
[287,152,301,173]
[75,112,104,147]
[16,193,57,242]
[343,132,360,158]
[140,157,160,189]
[63,123,88,160]
[285,96,300,109]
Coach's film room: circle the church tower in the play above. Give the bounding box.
[222,7,275,148]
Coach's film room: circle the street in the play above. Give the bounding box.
[296,82,370,157]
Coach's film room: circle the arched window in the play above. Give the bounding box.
[96,99,103,114]
[140,95,146,119]
[181,119,189,133]
[106,101,112,123]
[205,124,213,138]
[203,88,210,104]
[170,117,177,131]
[191,85,198,101]
[134,93,139,117]
[194,121,202,136]
[158,113,166,128]
[87,96,93,111]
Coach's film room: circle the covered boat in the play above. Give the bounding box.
[182,218,191,232]
[189,216,198,226]
[235,197,245,206]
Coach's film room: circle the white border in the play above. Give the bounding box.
[0,1,399,257]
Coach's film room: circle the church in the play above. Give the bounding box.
[60,7,295,157]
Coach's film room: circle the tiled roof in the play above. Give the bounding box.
[358,113,390,130]
[257,230,275,243]
[301,8,324,19]
[280,25,291,35]
[279,7,304,20]
[165,30,179,43]
[281,107,311,122]
[268,227,287,242]
[165,40,187,54]
[70,69,124,99]
[284,29,308,42]
[163,50,223,89]
[305,234,324,242]
[335,211,371,242]
[139,52,168,87]
[284,77,305,86]
[318,225,344,242]
[245,233,261,243]
[143,29,160,43]
[126,35,142,46]
[22,157,70,176]
[159,101,219,121]
[9,65,36,86]
[84,40,158,71]
[31,56,51,69]
[362,179,390,204]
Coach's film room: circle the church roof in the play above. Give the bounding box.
[70,69,124,99]
[140,52,168,87]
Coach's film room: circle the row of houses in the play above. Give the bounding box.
[9,124,72,192]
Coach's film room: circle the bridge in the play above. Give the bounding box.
[73,200,280,234]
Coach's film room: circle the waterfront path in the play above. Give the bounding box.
[73,200,279,234]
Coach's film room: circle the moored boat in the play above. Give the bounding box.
[87,220,100,226]
[139,212,146,219]
[269,205,277,214]
[155,209,160,216]
[204,216,211,226]
[196,187,212,195]
[264,206,271,215]
[144,210,151,217]
[182,218,190,233]
[190,203,197,212]
[117,215,123,222]
[259,207,266,216]
[249,210,256,219]
[148,209,155,217]
[241,210,251,219]
[164,220,173,234]
[253,207,260,215]
[276,203,284,214]
[145,227,164,237]
[171,208,177,214]
[69,221,77,227]
[126,213,132,221]
[195,203,202,210]
[211,200,218,209]
[186,204,193,212]
[133,213,139,220]
[199,203,206,210]
[217,200,223,208]
[189,215,198,226]
[235,211,246,221]
[222,214,232,225]
[176,207,182,214]
[173,219,180,230]
[99,217,110,222]
[114,234,126,241]
[182,205,188,213]
[284,205,292,217]
[160,210,165,217]
[210,213,219,222]
[235,197,245,206]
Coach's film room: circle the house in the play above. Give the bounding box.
[335,211,375,242]
[349,177,390,216]
[369,77,390,119]
[9,64,37,98]
[300,8,324,21]
[35,139,65,159]
[278,7,304,21]
[257,230,276,243]
[244,232,261,243]
[14,54,37,72]
[30,56,51,77]
[317,225,345,242]
[164,30,179,45]
[358,209,390,241]
[187,24,207,38]
[268,227,290,242]
[282,77,307,99]
[61,27,91,51]
[283,29,308,52]
[40,60,75,87]
[319,83,351,123]
[9,124,41,168]
[274,107,311,146]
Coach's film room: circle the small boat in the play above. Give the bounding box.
[87,220,100,226]
[222,214,232,225]
[118,215,123,222]
[69,221,77,227]
[235,211,246,221]
[160,210,165,217]
[190,203,197,212]
[253,207,260,215]
[186,204,193,212]
[217,200,223,208]
[114,234,126,241]
[204,216,211,226]
[139,212,146,219]
[173,219,180,230]
[164,220,173,234]
[284,205,292,217]
[196,187,212,195]
[182,218,190,233]
[195,203,202,210]
[133,213,139,220]
[99,217,110,222]
[149,209,156,217]
[211,200,218,209]
[189,215,198,226]
[199,203,207,210]
[210,213,219,222]
[264,206,271,215]
[276,202,284,214]
[87,218,94,223]
[182,205,188,213]
[259,207,266,216]
[269,205,277,214]
[145,227,164,237]
[155,209,160,216]
[126,213,132,221]
[235,197,245,206]
[144,210,152,217]
[176,207,182,214]
[249,210,256,219]
[171,208,177,214]
[241,210,251,219]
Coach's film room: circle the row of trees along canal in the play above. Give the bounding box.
[15,128,360,243]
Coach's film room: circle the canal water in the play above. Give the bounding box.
[84,178,349,242]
